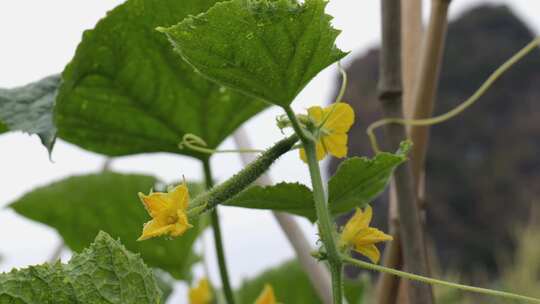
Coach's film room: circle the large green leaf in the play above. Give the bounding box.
[0,231,162,304]
[55,0,267,159]
[0,75,59,152]
[328,152,408,215]
[159,0,347,107]
[225,182,317,221]
[235,260,321,304]
[10,173,203,280]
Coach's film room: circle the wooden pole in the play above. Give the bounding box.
[378,0,434,303]
[377,1,424,303]
[402,0,425,120]
[409,0,452,195]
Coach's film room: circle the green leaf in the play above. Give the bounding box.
[344,279,368,304]
[225,182,317,221]
[225,150,406,220]
[0,263,74,304]
[55,0,267,159]
[328,152,408,215]
[0,231,162,304]
[160,0,347,107]
[235,259,321,304]
[10,173,203,280]
[0,75,59,153]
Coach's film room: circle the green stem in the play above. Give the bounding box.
[284,106,343,304]
[203,160,235,304]
[341,255,540,303]
[189,135,298,213]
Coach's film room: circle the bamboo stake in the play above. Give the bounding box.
[377,1,424,303]
[409,0,451,194]
[378,0,434,303]
[402,0,424,121]
[403,1,451,300]
[232,128,333,304]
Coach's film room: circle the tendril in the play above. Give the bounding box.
[178,134,264,155]
[367,37,540,154]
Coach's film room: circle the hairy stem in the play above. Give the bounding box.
[202,160,235,304]
[284,106,343,304]
[342,255,540,304]
[189,135,298,213]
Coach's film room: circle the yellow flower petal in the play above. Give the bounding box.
[138,220,175,241]
[169,210,193,237]
[299,148,307,163]
[340,206,392,263]
[307,106,324,124]
[255,284,277,304]
[355,244,381,264]
[322,103,355,133]
[168,183,190,210]
[341,207,373,243]
[315,141,326,160]
[189,278,212,304]
[137,182,192,241]
[353,227,393,246]
[322,133,348,158]
[138,192,171,218]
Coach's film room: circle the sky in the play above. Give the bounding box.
[1,0,539,303]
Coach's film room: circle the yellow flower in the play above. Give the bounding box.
[255,284,278,304]
[189,278,212,304]
[339,206,393,263]
[137,183,193,241]
[299,102,355,162]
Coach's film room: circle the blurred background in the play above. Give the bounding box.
[1,0,539,303]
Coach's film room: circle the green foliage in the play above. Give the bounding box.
[328,152,407,215]
[344,279,367,304]
[55,0,267,160]
[0,232,162,304]
[10,172,203,281]
[224,182,317,220]
[235,259,321,303]
[223,151,406,220]
[496,226,540,302]
[0,75,59,153]
[159,0,347,106]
